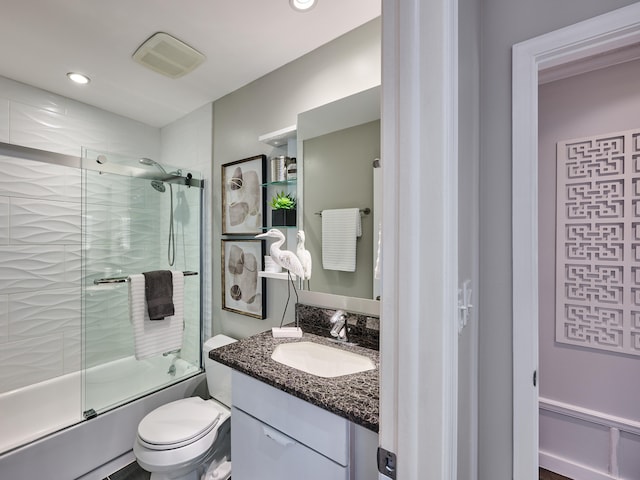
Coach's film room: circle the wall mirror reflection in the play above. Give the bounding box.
[297,85,381,300]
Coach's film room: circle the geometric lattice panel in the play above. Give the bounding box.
[556,129,640,356]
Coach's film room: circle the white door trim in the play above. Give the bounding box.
[512,4,640,479]
[379,0,458,478]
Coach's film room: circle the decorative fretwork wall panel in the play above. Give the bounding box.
[556,129,640,356]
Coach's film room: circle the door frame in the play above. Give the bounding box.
[379,0,459,478]
[512,4,640,479]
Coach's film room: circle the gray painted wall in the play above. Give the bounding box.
[211,19,380,340]
[478,1,639,478]
[539,58,640,421]
[302,120,379,299]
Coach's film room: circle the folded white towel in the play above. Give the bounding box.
[322,208,361,272]
[129,271,184,360]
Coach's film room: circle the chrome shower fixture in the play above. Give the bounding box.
[139,157,167,173]
[150,180,166,193]
[138,157,176,266]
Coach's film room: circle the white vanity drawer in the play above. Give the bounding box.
[232,371,350,466]
[232,407,349,480]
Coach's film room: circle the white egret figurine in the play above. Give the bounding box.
[296,230,312,288]
[256,229,304,278]
[255,229,304,334]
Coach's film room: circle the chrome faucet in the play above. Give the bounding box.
[329,309,349,342]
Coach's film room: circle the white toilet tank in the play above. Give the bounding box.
[203,335,236,407]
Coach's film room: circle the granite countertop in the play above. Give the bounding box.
[209,329,379,432]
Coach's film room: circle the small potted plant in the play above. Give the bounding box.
[270,191,297,226]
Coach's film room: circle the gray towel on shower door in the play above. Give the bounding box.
[142,270,174,320]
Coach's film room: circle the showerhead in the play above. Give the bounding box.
[151,180,166,193]
[139,157,167,173]
[139,158,169,192]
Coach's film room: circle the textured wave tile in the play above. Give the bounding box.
[84,318,133,369]
[84,170,134,207]
[129,207,161,246]
[64,166,82,201]
[10,101,107,157]
[82,244,127,284]
[65,244,82,286]
[0,295,8,343]
[83,207,158,249]
[0,334,64,393]
[8,288,80,341]
[10,197,81,244]
[63,327,81,374]
[0,245,66,294]
[0,196,8,245]
[0,156,74,202]
[0,77,67,114]
[83,287,113,328]
[0,97,8,142]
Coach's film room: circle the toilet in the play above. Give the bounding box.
[133,335,236,480]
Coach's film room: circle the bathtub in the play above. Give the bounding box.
[0,354,204,480]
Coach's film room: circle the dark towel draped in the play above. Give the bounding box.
[142,270,174,320]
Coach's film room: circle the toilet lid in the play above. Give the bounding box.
[138,397,221,449]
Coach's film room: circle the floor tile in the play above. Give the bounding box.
[109,461,150,480]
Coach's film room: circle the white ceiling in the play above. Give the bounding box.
[0,0,380,128]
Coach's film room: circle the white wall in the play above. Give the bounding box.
[538,58,640,478]
[211,18,380,339]
[478,1,639,478]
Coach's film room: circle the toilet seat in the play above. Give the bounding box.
[137,397,223,450]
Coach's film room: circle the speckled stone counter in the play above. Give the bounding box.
[209,329,379,432]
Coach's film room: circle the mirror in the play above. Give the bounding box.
[297,86,381,300]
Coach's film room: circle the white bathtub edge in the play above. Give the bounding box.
[0,372,206,480]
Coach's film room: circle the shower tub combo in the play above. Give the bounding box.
[0,143,205,479]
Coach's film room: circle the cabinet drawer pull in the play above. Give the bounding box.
[262,425,295,447]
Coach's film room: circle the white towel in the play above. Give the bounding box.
[128,271,184,360]
[322,208,361,272]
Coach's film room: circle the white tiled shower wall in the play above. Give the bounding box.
[0,75,164,393]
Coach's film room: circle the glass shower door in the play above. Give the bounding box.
[81,149,202,417]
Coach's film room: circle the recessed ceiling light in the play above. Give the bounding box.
[67,72,91,85]
[290,0,317,12]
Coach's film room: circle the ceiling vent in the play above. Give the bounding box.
[132,32,205,79]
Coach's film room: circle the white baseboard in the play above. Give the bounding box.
[540,451,615,480]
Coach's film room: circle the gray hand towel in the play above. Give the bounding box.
[142,270,174,320]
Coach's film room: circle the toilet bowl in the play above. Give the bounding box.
[133,335,236,480]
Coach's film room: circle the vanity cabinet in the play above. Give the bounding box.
[231,371,376,480]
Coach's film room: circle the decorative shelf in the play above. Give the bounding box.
[261,179,297,187]
[258,271,296,280]
[258,125,297,147]
[262,225,297,230]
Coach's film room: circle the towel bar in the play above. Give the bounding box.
[93,271,198,285]
[315,208,370,216]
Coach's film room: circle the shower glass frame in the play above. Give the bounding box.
[80,148,204,418]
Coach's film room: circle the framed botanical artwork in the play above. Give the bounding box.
[221,239,266,319]
[221,155,266,235]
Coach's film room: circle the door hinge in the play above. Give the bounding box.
[533,370,537,387]
[377,447,397,479]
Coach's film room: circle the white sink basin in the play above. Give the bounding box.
[271,341,376,378]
